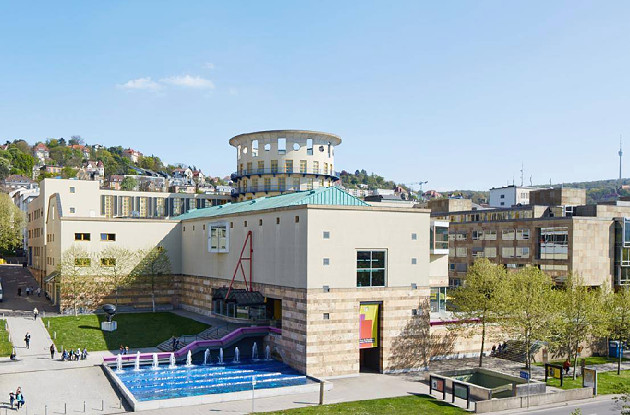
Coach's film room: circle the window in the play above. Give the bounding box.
[430,222,449,252]
[74,258,91,267]
[472,247,484,258]
[307,138,313,155]
[502,247,515,258]
[74,233,90,241]
[323,313,330,320]
[293,178,300,190]
[472,230,483,240]
[539,227,569,260]
[516,246,530,258]
[100,233,116,242]
[252,139,258,157]
[278,138,286,154]
[246,162,252,174]
[516,229,530,240]
[411,258,417,265]
[264,177,271,191]
[484,230,497,240]
[484,247,497,258]
[411,233,417,240]
[323,231,330,239]
[271,160,278,173]
[278,176,286,190]
[101,258,116,266]
[455,232,467,241]
[430,287,448,312]
[502,229,515,240]
[300,160,307,173]
[244,220,248,227]
[69,207,75,213]
[456,247,467,257]
[70,187,75,193]
[356,250,386,287]
[295,215,300,223]
[276,217,280,224]
[259,219,263,226]
[285,160,293,173]
[264,143,271,152]
[323,258,330,265]
[208,223,229,253]
[500,194,505,199]
[313,161,319,174]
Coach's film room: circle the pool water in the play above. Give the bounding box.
[115,359,309,401]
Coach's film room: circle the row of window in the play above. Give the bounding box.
[238,160,333,176]
[449,246,530,258]
[28,208,44,222]
[237,138,332,159]
[29,228,43,239]
[74,233,116,242]
[73,257,117,267]
[450,228,530,241]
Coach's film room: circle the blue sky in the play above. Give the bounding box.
[1,1,629,191]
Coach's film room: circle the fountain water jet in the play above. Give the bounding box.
[218,347,224,364]
[134,351,141,371]
[265,345,271,360]
[252,342,258,360]
[204,349,210,365]
[234,346,240,363]
[152,353,159,369]
[169,352,176,369]
[116,354,123,372]
[186,350,193,367]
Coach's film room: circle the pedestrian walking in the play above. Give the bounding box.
[9,391,15,408]
[17,287,21,296]
[15,390,24,409]
[36,287,41,297]
[50,343,55,359]
[24,333,30,349]
[25,287,30,296]
[33,307,39,320]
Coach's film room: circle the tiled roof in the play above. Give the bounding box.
[175,186,369,221]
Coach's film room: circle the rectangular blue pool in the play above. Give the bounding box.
[114,359,310,401]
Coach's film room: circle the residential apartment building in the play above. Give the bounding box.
[229,130,340,201]
[430,187,630,288]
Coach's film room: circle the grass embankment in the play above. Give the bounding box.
[535,356,629,367]
[261,395,465,414]
[547,369,630,394]
[43,312,210,351]
[0,319,12,356]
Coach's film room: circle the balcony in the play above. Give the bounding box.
[232,184,323,196]
[231,168,339,181]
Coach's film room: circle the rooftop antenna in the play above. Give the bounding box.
[520,162,524,187]
[529,175,533,187]
[619,135,623,185]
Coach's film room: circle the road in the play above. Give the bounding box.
[487,395,621,414]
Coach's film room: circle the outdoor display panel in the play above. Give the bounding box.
[359,304,379,349]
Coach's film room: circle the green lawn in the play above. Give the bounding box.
[535,356,629,367]
[261,395,465,414]
[43,312,210,351]
[0,319,12,357]
[547,369,630,394]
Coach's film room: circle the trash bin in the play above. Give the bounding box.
[610,340,624,358]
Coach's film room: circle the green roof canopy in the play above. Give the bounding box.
[175,186,368,221]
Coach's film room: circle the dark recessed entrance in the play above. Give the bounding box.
[359,302,382,373]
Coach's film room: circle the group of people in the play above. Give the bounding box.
[60,347,88,361]
[118,345,131,355]
[490,342,509,356]
[17,286,40,297]
[8,387,25,410]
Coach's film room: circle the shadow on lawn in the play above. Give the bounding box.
[78,325,101,330]
[409,393,458,408]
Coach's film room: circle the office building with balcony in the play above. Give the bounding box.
[229,130,340,201]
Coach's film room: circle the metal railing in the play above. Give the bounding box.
[231,168,339,181]
[2,398,126,415]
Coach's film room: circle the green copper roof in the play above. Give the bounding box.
[175,186,369,221]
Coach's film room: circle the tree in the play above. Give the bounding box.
[606,287,630,375]
[61,166,77,179]
[0,194,25,253]
[0,157,10,180]
[69,135,84,146]
[133,246,171,312]
[450,258,506,367]
[58,246,105,316]
[500,266,558,370]
[553,274,605,379]
[120,176,137,191]
[99,246,136,307]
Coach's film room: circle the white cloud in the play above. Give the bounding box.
[204,62,215,69]
[160,74,215,89]
[117,77,161,90]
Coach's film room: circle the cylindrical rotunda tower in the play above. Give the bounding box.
[229,130,341,201]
